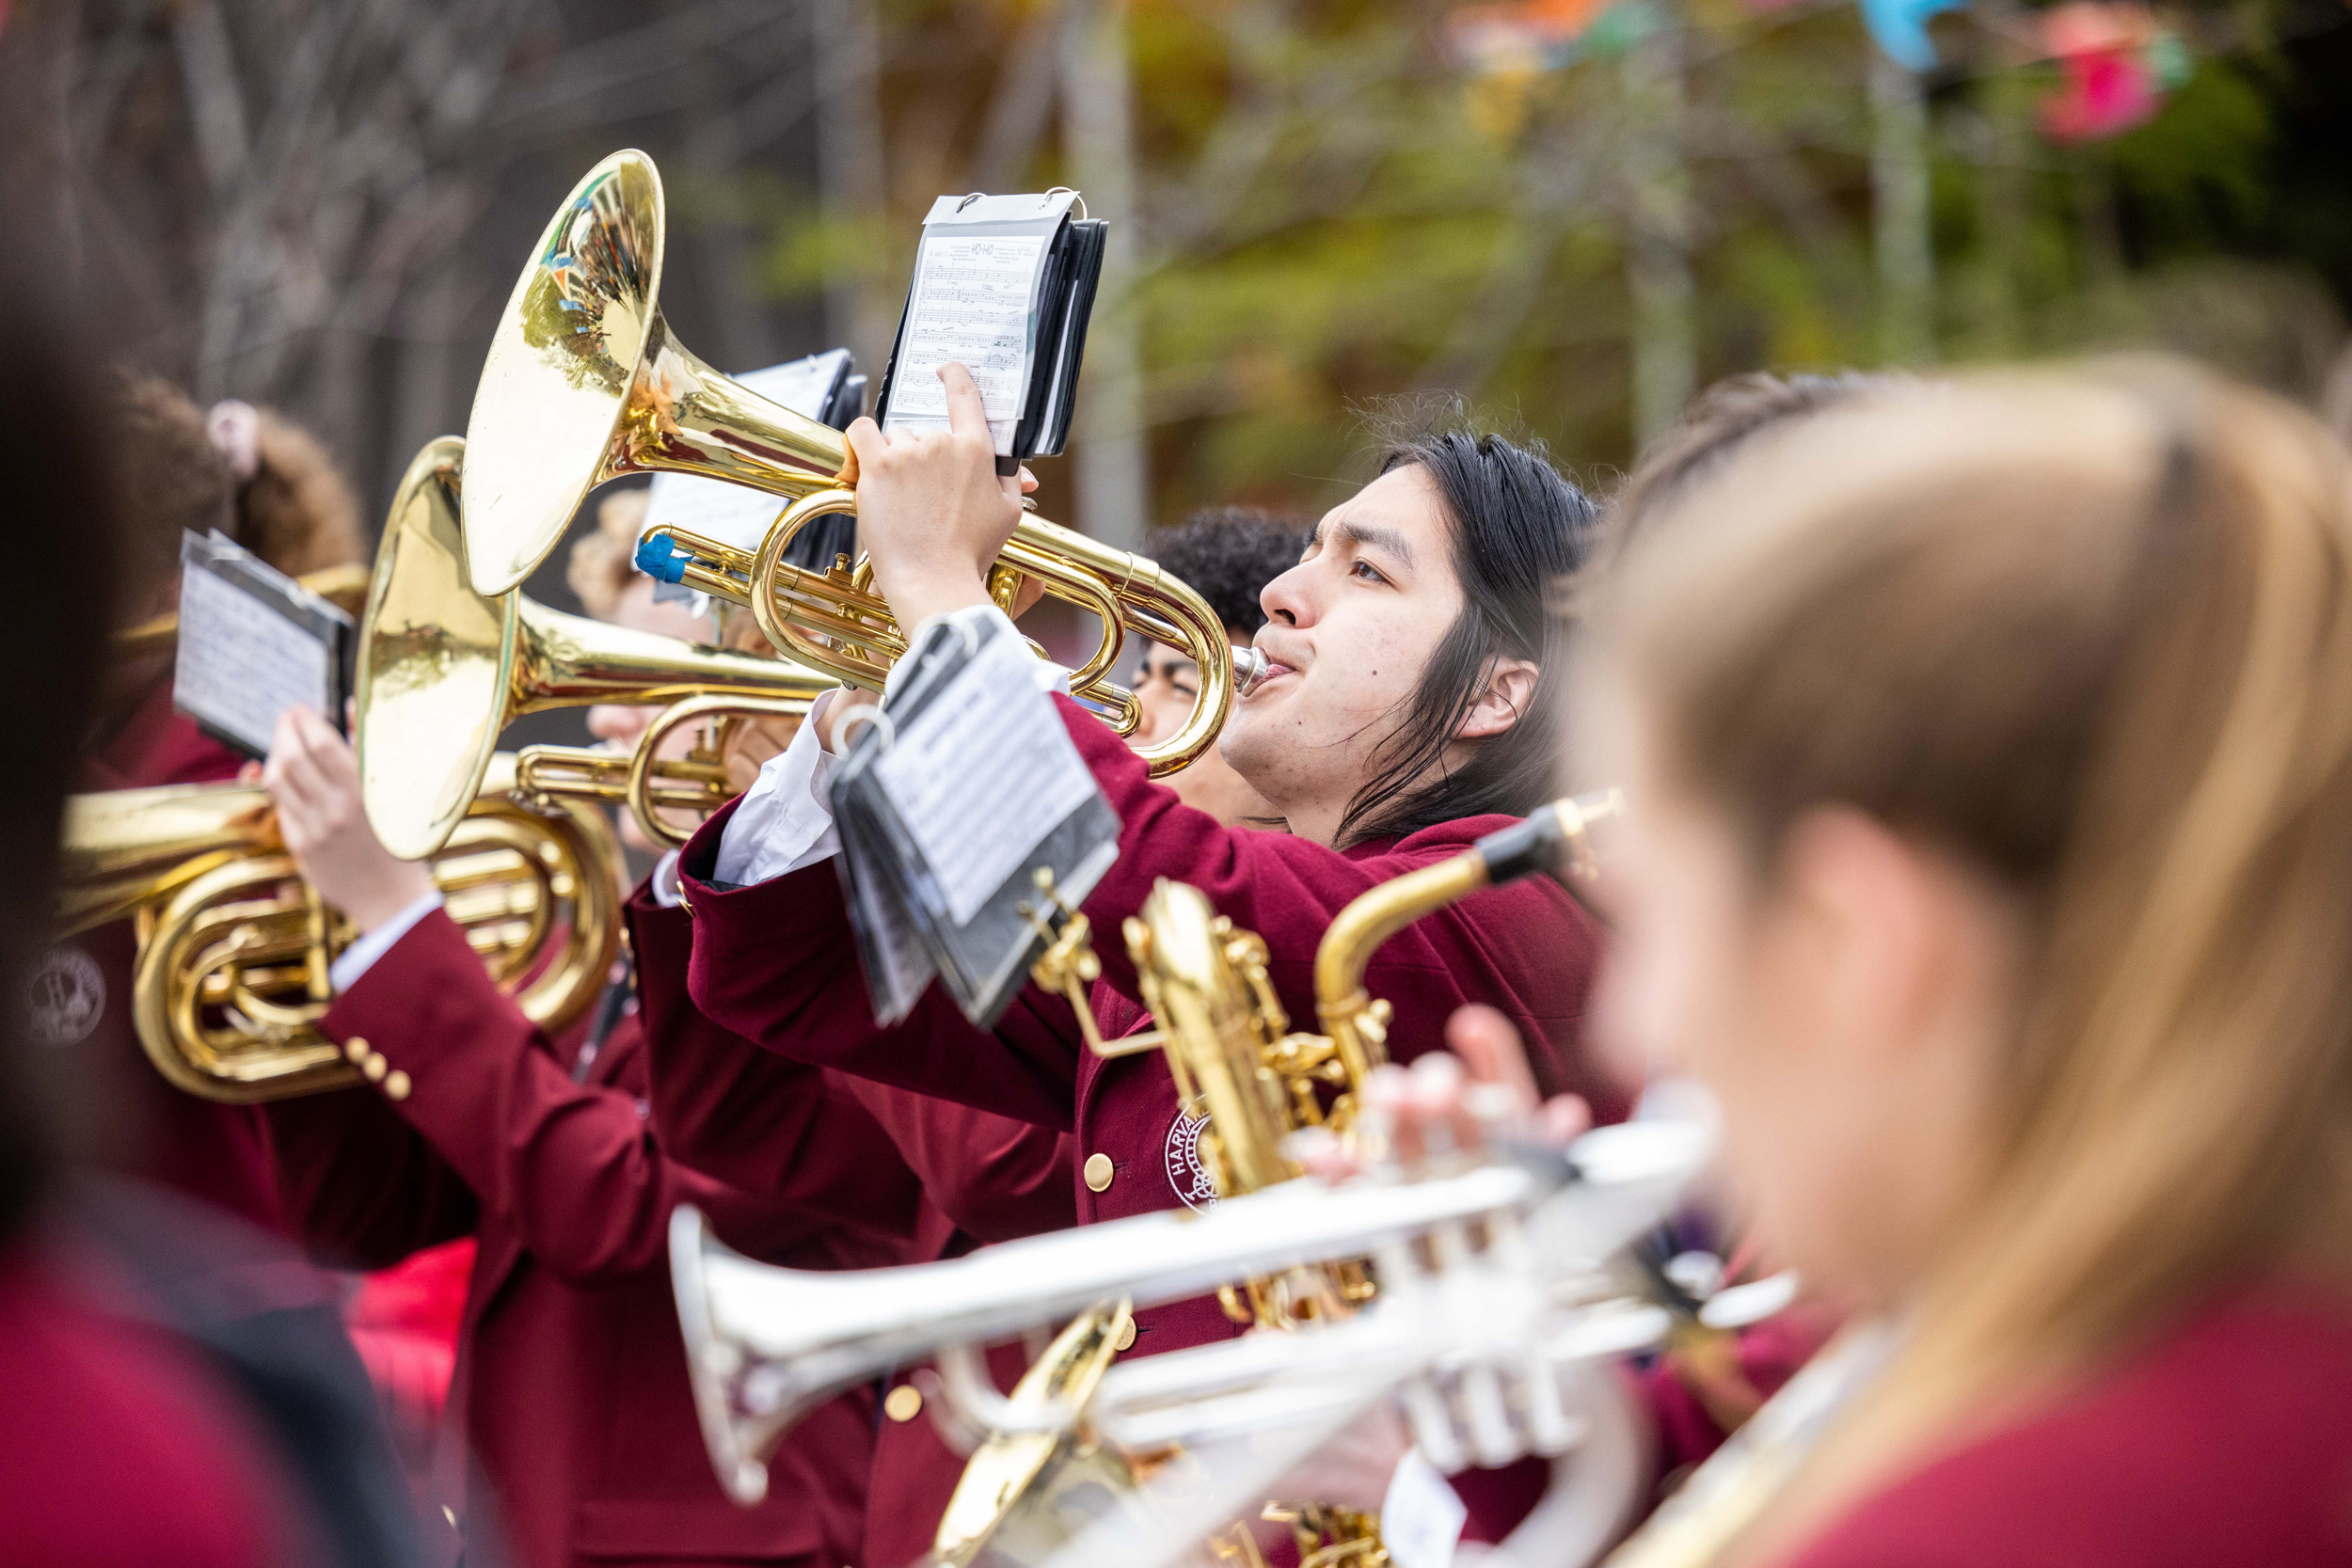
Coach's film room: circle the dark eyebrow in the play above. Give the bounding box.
[1336,519,1414,568]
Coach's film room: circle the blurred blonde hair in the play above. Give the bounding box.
[1597,359,2352,1548]
[239,408,364,576]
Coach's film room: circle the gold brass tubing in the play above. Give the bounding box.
[515,691,812,849]
[1312,855,1493,1089]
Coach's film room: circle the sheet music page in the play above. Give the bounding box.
[174,560,335,755]
[642,353,851,556]
[882,234,1046,455]
[835,812,940,1024]
[871,626,1095,925]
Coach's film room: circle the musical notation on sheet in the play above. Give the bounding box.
[882,234,1046,455]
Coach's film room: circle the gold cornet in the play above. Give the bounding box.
[511,692,811,851]
[356,436,833,861]
[58,756,623,1103]
[455,148,1256,777]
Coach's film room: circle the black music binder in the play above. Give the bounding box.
[173,531,356,757]
[873,193,1107,472]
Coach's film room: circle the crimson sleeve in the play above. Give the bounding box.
[314,910,853,1285]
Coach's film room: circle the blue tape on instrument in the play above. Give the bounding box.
[635,534,689,584]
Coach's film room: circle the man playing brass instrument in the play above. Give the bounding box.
[673,363,1631,1555]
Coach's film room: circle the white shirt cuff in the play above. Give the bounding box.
[328,891,445,994]
[648,849,686,909]
[713,702,844,885]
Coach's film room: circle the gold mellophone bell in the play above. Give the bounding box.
[356,435,833,860]
[57,756,623,1103]
[454,148,1257,777]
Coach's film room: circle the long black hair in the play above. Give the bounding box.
[1334,417,1599,847]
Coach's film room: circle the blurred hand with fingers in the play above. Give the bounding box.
[841,362,1025,632]
[262,705,436,931]
[1299,1004,1593,1180]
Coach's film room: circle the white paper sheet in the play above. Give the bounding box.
[641,352,852,556]
[871,627,1094,925]
[173,563,335,754]
[882,234,1047,454]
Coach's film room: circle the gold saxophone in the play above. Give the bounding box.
[926,791,1624,1568]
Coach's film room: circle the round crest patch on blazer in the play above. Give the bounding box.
[25,945,105,1049]
[1164,1101,1218,1211]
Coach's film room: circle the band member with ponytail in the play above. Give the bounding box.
[673,368,1629,1544]
[1598,370,1904,1485]
[1412,361,2352,1565]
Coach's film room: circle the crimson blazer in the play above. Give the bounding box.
[640,886,1077,1568]
[262,895,923,1568]
[1783,1284,2352,1568]
[679,694,1623,1361]
[0,1243,305,1568]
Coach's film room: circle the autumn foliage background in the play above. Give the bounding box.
[5,0,2348,563]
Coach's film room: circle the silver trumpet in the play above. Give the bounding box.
[670,1116,1713,1529]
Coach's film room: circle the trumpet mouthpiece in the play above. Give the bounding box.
[1233,645,1270,695]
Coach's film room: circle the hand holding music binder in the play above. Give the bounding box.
[874,191,1107,473]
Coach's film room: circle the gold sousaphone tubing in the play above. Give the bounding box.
[456,147,1257,776]
[357,436,831,860]
[58,756,622,1102]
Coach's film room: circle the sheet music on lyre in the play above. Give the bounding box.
[885,234,1049,454]
[173,531,355,758]
[830,613,1119,1026]
[874,191,1106,468]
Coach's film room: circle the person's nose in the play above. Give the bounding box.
[1259,562,1314,629]
[1127,674,1166,744]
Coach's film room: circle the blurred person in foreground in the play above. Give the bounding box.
[2325,341,2352,451]
[1609,371,1906,1475]
[1129,506,1307,825]
[0,279,417,1567]
[1375,360,2352,1566]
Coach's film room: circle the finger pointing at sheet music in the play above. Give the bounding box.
[844,361,1027,635]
